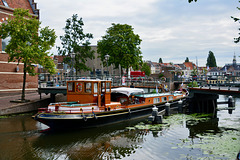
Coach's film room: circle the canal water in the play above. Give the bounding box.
[0,95,239,160]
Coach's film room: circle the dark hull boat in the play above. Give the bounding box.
[33,80,186,130]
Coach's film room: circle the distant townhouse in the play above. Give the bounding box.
[54,46,122,79]
[220,53,240,76]
[0,0,39,90]
[182,62,197,78]
[147,61,161,74]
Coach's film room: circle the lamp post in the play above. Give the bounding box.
[70,53,75,80]
[105,54,110,78]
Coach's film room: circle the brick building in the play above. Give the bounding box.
[0,0,39,90]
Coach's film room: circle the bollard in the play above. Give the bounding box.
[148,106,158,122]
[165,102,170,116]
[178,99,183,113]
[148,106,163,124]
[155,114,163,124]
[152,106,158,116]
[228,96,233,114]
[228,96,233,107]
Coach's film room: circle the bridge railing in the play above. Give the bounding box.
[182,75,240,88]
[38,75,165,88]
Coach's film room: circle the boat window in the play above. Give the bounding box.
[154,98,160,103]
[85,82,92,93]
[101,82,105,93]
[75,82,83,92]
[68,82,75,92]
[168,96,173,101]
[93,83,98,93]
[161,97,167,102]
[106,82,111,92]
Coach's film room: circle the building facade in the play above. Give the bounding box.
[0,0,39,90]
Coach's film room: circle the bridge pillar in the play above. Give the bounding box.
[187,93,218,117]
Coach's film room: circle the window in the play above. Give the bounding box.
[2,37,10,52]
[75,82,83,92]
[168,96,173,101]
[106,82,111,92]
[154,98,160,103]
[101,82,105,92]
[94,83,98,93]
[161,97,167,102]
[85,82,92,93]
[68,82,74,92]
[2,0,9,7]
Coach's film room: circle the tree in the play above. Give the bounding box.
[97,23,142,75]
[0,8,56,101]
[185,57,190,62]
[206,51,217,67]
[159,58,163,63]
[191,67,198,76]
[231,1,240,43]
[57,14,94,75]
[141,62,151,76]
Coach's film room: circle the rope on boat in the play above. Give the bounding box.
[128,108,131,119]
[80,108,87,121]
[92,107,98,119]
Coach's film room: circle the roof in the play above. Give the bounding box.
[221,63,240,71]
[111,87,144,97]
[184,62,196,70]
[0,0,39,16]
[209,67,220,72]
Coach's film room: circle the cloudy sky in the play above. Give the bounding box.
[35,0,239,67]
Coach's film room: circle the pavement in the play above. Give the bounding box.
[0,89,51,115]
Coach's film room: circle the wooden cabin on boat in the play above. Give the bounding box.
[63,79,184,112]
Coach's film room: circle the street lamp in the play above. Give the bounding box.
[70,53,75,80]
[105,54,110,77]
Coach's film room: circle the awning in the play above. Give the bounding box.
[111,87,144,97]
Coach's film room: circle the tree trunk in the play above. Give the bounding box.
[21,63,27,101]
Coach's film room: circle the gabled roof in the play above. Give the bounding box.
[151,62,160,67]
[0,0,39,16]
[183,62,196,70]
[220,63,240,71]
[174,64,182,70]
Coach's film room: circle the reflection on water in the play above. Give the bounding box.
[0,95,239,160]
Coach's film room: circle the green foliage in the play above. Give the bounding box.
[0,8,56,100]
[185,57,189,62]
[0,9,56,75]
[97,23,142,73]
[141,62,151,76]
[206,51,217,67]
[57,14,94,74]
[159,73,164,78]
[231,1,240,43]
[188,81,198,87]
[159,58,163,63]
[151,89,157,93]
[191,67,197,76]
[201,67,208,75]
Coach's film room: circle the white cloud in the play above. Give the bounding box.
[35,0,239,66]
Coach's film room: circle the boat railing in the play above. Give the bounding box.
[38,103,99,114]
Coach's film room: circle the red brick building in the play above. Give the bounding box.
[0,0,39,90]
